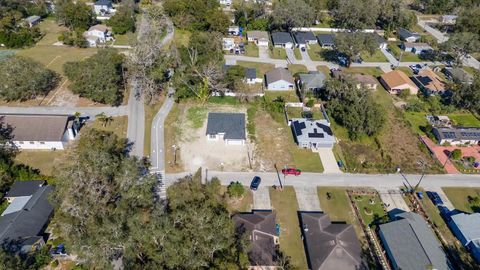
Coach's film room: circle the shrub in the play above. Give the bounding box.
[451,149,462,160]
[227,181,245,198]
[306,99,315,108]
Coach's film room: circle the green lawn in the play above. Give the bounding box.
[307,44,327,61]
[293,48,302,60]
[245,44,259,57]
[443,187,480,213]
[403,111,429,135]
[186,106,209,129]
[388,43,423,62]
[396,67,414,77]
[290,147,324,172]
[37,18,66,45]
[264,90,299,102]
[361,49,388,62]
[15,150,66,176]
[237,61,274,77]
[91,116,128,139]
[316,65,331,75]
[114,32,135,46]
[342,67,384,77]
[269,187,308,270]
[448,114,480,127]
[287,64,308,75]
[269,47,287,59]
[351,194,387,227]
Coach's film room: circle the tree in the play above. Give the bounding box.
[55,0,94,31]
[451,74,480,115]
[0,56,59,101]
[64,49,125,105]
[377,0,417,30]
[334,32,377,66]
[456,8,480,35]
[332,0,379,30]
[107,1,136,34]
[441,32,480,67]
[58,30,88,47]
[163,0,229,32]
[451,149,462,160]
[227,181,245,198]
[271,0,315,30]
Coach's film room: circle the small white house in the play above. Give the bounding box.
[206,113,246,145]
[222,37,235,51]
[265,68,294,90]
[84,24,113,46]
[94,0,116,15]
[245,68,263,84]
[219,0,232,5]
[1,114,78,150]
[247,31,269,47]
[441,15,458,25]
[228,26,240,36]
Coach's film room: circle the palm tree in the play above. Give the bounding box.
[95,112,112,127]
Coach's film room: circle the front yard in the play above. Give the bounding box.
[443,188,480,213]
[307,44,330,61]
[244,44,259,57]
[388,43,423,62]
[360,49,388,62]
[269,47,287,59]
[237,61,275,77]
[15,150,67,176]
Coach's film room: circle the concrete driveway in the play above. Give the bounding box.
[285,48,295,63]
[295,186,321,211]
[424,186,455,209]
[377,188,410,212]
[317,148,342,174]
[258,46,270,59]
[253,186,272,210]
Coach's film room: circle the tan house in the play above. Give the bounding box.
[331,71,378,91]
[413,69,446,94]
[247,31,269,47]
[380,70,419,95]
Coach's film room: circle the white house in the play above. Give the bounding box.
[441,15,458,25]
[246,31,269,47]
[228,26,240,36]
[93,0,116,16]
[0,114,78,150]
[222,37,235,51]
[219,0,232,5]
[271,32,294,49]
[265,68,294,90]
[84,24,113,46]
[206,113,246,145]
[291,118,336,149]
[25,15,41,28]
[245,68,262,84]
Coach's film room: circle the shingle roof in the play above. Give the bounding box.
[317,34,335,46]
[398,28,420,39]
[379,212,450,270]
[293,32,316,44]
[380,70,418,90]
[373,33,387,44]
[265,68,294,84]
[88,24,109,32]
[245,68,257,79]
[271,32,293,45]
[298,72,326,89]
[450,212,480,245]
[0,114,70,142]
[414,69,446,92]
[206,113,246,140]
[247,31,269,40]
[95,0,112,6]
[6,181,46,198]
[300,212,366,270]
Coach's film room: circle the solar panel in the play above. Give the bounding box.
[442,132,456,139]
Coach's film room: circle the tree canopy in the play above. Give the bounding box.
[55,0,95,31]
[451,73,480,115]
[107,0,137,34]
[334,33,377,65]
[64,49,125,105]
[332,0,379,30]
[271,0,315,30]
[441,32,480,67]
[0,1,45,48]
[0,56,59,101]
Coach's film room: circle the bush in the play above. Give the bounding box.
[227,181,245,198]
[451,149,462,160]
[306,99,315,108]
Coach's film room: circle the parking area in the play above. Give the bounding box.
[377,188,411,212]
[317,148,342,174]
[294,186,322,211]
[425,186,454,209]
[253,186,271,210]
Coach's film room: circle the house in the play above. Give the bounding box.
[222,37,235,51]
[4,181,46,204]
[441,15,458,25]
[0,114,78,150]
[432,127,480,145]
[413,69,446,94]
[379,211,451,270]
[247,31,269,47]
[317,34,335,49]
[271,32,294,48]
[292,31,317,48]
[398,28,421,43]
[299,212,366,270]
[379,70,419,95]
[444,67,474,84]
[297,72,326,92]
[373,33,388,49]
[245,68,262,84]
[426,115,452,127]
[0,184,54,254]
[25,16,41,28]
[265,68,294,90]
[93,0,115,15]
[291,118,336,149]
[447,212,480,263]
[84,24,113,46]
[351,74,378,91]
[206,113,246,145]
[228,26,240,36]
[219,0,232,5]
[401,42,433,55]
[232,210,279,268]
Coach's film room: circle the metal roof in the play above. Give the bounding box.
[298,72,326,89]
[206,113,246,140]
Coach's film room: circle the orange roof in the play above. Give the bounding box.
[380,70,418,89]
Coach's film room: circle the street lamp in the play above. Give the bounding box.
[172,144,178,165]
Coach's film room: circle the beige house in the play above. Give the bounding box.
[247,31,269,47]
[380,70,419,95]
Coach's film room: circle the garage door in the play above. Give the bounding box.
[226,139,244,145]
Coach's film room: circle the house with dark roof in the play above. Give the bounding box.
[206,113,246,145]
[447,212,480,263]
[4,181,46,203]
[373,33,388,49]
[232,210,279,268]
[293,32,317,48]
[444,67,474,85]
[0,114,78,150]
[397,28,421,43]
[432,126,480,145]
[297,72,326,92]
[94,0,115,16]
[25,15,41,28]
[265,68,294,91]
[291,118,335,149]
[379,211,451,270]
[271,32,294,48]
[299,212,366,270]
[0,185,54,254]
[317,34,335,49]
[245,68,262,84]
[401,42,433,55]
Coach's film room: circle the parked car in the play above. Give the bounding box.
[301,47,306,52]
[282,168,302,176]
[416,191,424,199]
[250,176,261,190]
[426,191,444,205]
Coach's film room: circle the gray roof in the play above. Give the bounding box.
[379,212,450,270]
[291,118,335,145]
[444,67,474,84]
[245,68,257,79]
[317,34,335,46]
[265,68,294,84]
[0,114,71,142]
[1,197,31,216]
[300,212,366,270]
[433,126,480,142]
[233,210,277,266]
[293,32,316,44]
[6,181,46,198]
[450,212,480,244]
[373,33,387,44]
[398,28,420,40]
[247,31,269,41]
[271,32,293,45]
[95,0,112,6]
[25,15,41,24]
[206,113,246,140]
[298,72,326,89]
[0,186,54,249]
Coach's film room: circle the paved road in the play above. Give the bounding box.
[150,94,174,172]
[0,106,128,118]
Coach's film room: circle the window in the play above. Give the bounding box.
[40,142,45,145]
[209,134,216,139]
[18,141,24,144]
[29,142,34,144]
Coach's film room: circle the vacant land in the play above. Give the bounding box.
[237,61,274,77]
[15,150,67,176]
[269,187,307,270]
[342,67,384,77]
[90,116,128,139]
[222,185,253,213]
[37,18,66,46]
[269,47,287,59]
[173,29,191,47]
[443,187,480,213]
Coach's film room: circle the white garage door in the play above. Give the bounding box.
[226,139,244,146]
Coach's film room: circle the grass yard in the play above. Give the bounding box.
[164,104,184,173]
[448,114,480,127]
[245,44,259,57]
[388,43,423,62]
[114,32,136,46]
[144,96,165,155]
[287,64,308,75]
[269,47,287,59]
[351,194,387,227]
[307,44,333,61]
[290,147,324,172]
[443,187,480,213]
[15,150,67,176]
[269,187,308,270]
[222,185,253,213]
[361,49,388,62]
[403,111,429,135]
[186,106,209,129]
[395,67,414,77]
[293,48,302,60]
[237,61,275,77]
[37,18,66,45]
[90,116,128,139]
[264,90,299,103]
[316,65,331,75]
[342,67,384,77]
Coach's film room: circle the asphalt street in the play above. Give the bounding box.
[150,93,174,172]
[0,106,128,118]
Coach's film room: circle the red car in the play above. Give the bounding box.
[282,168,301,176]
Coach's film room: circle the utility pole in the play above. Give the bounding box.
[274,163,283,190]
[172,144,177,165]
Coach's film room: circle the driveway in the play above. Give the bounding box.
[253,186,271,210]
[317,148,342,174]
[285,48,296,64]
[258,46,270,59]
[381,48,398,66]
[424,186,455,209]
[295,186,321,211]
[377,188,410,212]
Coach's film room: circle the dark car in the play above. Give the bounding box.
[426,191,444,206]
[250,176,261,190]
